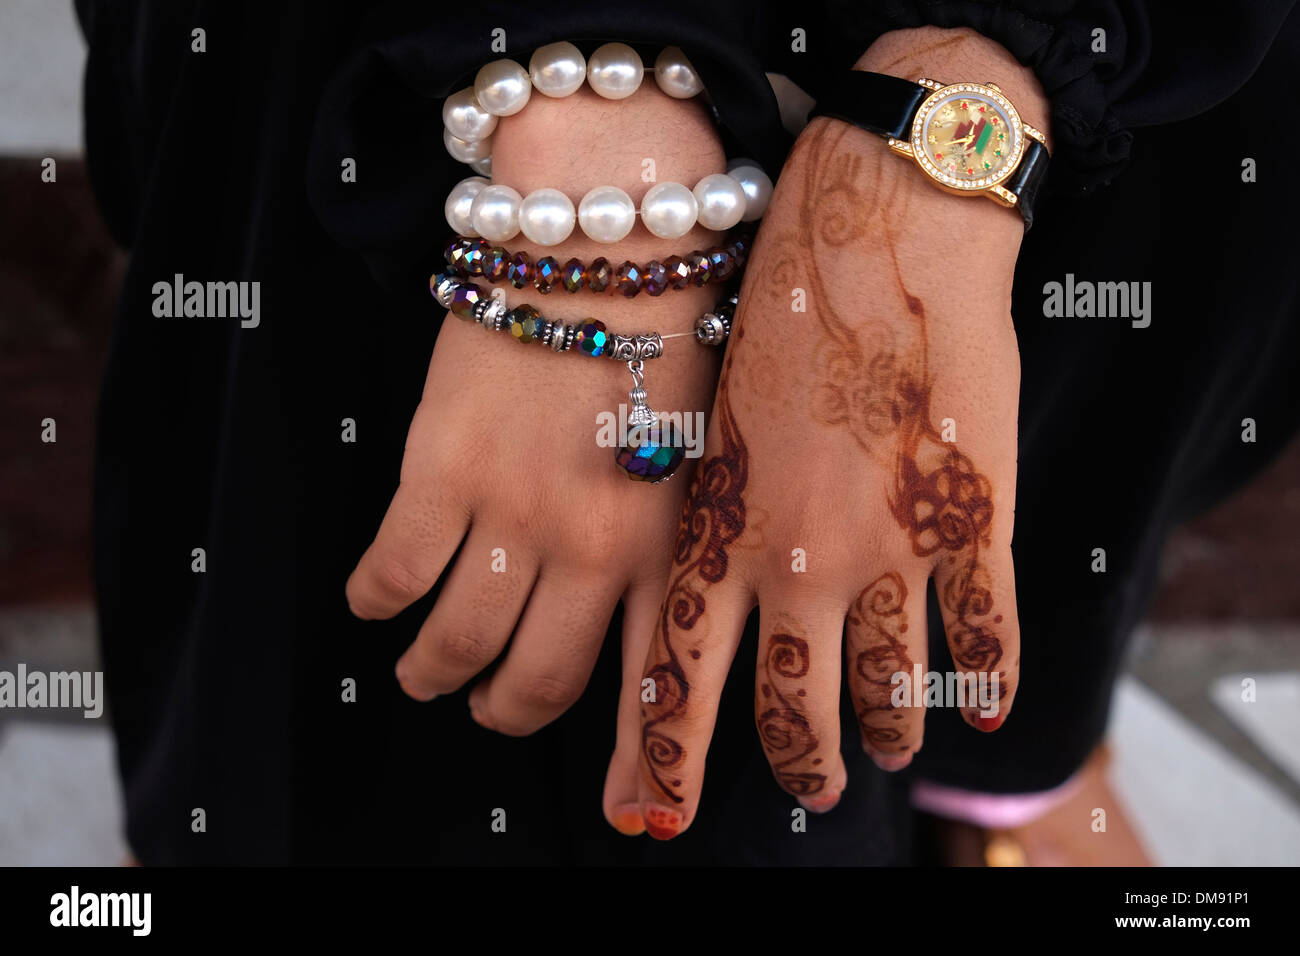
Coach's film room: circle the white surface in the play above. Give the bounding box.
[1211,671,1300,787]
[0,0,86,154]
[0,722,128,866]
[1110,676,1300,866]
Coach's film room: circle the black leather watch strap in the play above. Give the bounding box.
[808,70,1049,229]
[1003,137,1047,229]
[809,71,928,140]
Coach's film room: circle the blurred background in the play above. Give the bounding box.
[2,0,1298,866]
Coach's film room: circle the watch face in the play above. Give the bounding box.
[911,84,1024,190]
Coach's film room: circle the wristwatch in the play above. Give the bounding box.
[810,72,1049,228]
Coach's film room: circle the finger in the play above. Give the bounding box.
[933,543,1020,733]
[466,567,623,736]
[754,598,848,813]
[394,529,538,700]
[346,480,470,620]
[845,570,930,771]
[637,579,750,840]
[602,581,665,836]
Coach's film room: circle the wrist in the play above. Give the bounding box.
[856,26,1050,152]
[489,81,728,326]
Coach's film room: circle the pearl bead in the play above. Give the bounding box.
[474,59,532,116]
[693,173,747,230]
[641,182,698,239]
[445,176,489,235]
[529,41,586,98]
[470,184,522,241]
[518,188,576,246]
[653,47,702,99]
[727,164,774,220]
[468,155,492,177]
[577,186,636,243]
[443,127,491,163]
[442,88,497,142]
[587,43,643,100]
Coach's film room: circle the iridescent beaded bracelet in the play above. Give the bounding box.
[443,233,750,299]
[430,269,735,483]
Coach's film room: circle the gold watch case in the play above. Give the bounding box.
[886,79,1047,208]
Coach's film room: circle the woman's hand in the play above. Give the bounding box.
[612,26,1048,838]
[344,79,727,836]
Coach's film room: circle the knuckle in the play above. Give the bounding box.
[437,629,497,668]
[516,674,583,711]
[374,554,431,603]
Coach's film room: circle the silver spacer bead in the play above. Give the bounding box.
[434,276,457,309]
[481,297,508,330]
[694,312,729,346]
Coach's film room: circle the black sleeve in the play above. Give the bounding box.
[766,0,1298,194]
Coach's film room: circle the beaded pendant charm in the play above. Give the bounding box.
[615,361,685,483]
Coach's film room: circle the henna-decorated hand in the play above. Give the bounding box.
[605,27,1047,838]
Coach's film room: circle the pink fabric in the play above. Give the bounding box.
[911,773,1084,829]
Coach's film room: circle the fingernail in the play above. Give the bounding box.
[798,789,842,813]
[395,661,436,702]
[974,712,1004,732]
[642,804,684,840]
[611,804,646,836]
[866,748,914,772]
[467,694,494,730]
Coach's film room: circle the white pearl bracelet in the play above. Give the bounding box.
[444,159,774,245]
[444,42,706,174]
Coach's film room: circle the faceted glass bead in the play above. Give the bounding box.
[576,320,608,357]
[615,261,643,298]
[561,258,586,293]
[507,252,534,289]
[463,239,490,276]
[508,304,542,344]
[728,235,750,268]
[447,241,470,274]
[642,260,668,296]
[663,255,692,290]
[535,256,561,293]
[708,247,734,281]
[615,420,686,483]
[687,251,711,286]
[445,238,469,269]
[587,257,612,293]
[484,246,510,281]
[449,284,481,319]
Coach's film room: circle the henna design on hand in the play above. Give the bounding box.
[786,121,1006,674]
[758,630,826,796]
[642,375,749,804]
[848,572,913,748]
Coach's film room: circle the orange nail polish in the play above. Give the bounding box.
[974,712,1004,732]
[612,809,646,836]
[800,790,843,813]
[643,804,683,840]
